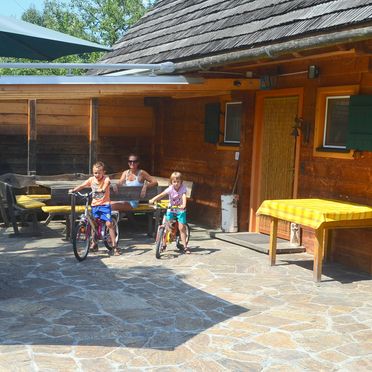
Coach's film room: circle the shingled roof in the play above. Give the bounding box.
[100,0,372,71]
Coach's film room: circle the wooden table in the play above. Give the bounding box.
[257,198,372,282]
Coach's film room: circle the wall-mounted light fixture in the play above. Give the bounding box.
[308,65,320,79]
[291,116,310,144]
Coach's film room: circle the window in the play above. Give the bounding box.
[204,99,243,150]
[323,96,349,149]
[224,102,242,144]
[314,85,359,159]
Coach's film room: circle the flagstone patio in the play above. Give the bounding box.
[0,221,371,371]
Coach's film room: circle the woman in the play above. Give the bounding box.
[111,154,158,211]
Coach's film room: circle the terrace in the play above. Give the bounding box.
[0,220,371,370]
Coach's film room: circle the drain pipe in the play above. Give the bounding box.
[173,25,372,72]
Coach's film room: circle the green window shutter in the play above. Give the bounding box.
[204,103,220,144]
[347,95,372,151]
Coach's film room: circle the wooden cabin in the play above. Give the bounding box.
[1,0,372,273]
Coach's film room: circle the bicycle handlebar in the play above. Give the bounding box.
[154,202,185,211]
[69,191,93,198]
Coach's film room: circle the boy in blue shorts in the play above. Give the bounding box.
[70,161,121,255]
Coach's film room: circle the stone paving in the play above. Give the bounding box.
[0,221,372,371]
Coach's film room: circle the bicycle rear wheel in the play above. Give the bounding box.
[155,226,166,259]
[73,221,91,261]
[104,215,119,250]
[176,223,190,250]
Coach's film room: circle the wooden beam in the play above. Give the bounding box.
[89,98,98,171]
[0,78,260,100]
[27,99,37,175]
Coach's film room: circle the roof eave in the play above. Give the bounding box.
[173,25,372,73]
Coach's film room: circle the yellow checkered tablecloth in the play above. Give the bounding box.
[256,199,372,229]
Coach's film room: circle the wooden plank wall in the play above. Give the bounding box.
[0,100,28,174]
[97,97,155,174]
[153,95,254,229]
[0,97,155,176]
[272,54,372,273]
[36,99,90,174]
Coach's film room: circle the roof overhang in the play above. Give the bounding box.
[0,75,201,85]
[0,75,259,100]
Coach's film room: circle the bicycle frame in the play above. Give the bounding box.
[72,191,119,261]
[78,193,103,241]
[155,203,190,258]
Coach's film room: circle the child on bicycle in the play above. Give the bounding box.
[70,161,121,256]
[149,171,190,254]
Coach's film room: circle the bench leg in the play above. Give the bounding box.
[0,199,10,227]
[7,206,19,235]
[30,212,41,236]
[147,212,154,237]
[44,214,53,226]
[153,209,162,239]
[65,214,71,241]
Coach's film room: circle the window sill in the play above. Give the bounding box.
[216,143,240,151]
[313,147,354,159]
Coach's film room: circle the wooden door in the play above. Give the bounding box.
[252,94,301,238]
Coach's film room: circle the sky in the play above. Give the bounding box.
[2,0,45,18]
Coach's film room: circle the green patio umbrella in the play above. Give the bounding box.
[0,15,111,60]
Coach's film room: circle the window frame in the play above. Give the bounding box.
[216,97,242,151]
[224,101,242,144]
[313,85,359,159]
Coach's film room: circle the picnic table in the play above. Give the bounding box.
[257,198,372,282]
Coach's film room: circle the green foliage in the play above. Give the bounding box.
[0,0,154,75]
[71,0,147,46]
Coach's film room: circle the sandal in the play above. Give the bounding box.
[113,246,121,256]
[183,247,191,254]
[89,242,98,252]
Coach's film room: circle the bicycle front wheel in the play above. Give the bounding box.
[155,226,166,259]
[176,223,190,250]
[73,221,91,261]
[104,215,119,251]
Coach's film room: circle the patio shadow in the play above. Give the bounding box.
[0,237,248,350]
[280,259,371,284]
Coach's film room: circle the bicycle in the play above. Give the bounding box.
[154,202,190,259]
[71,191,119,261]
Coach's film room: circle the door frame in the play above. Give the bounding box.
[249,88,304,232]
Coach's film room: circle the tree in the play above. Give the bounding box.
[71,0,148,46]
[0,1,101,76]
[0,0,155,75]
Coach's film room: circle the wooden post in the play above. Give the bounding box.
[313,227,324,282]
[27,99,37,175]
[89,98,98,172]
[269,217,278,266]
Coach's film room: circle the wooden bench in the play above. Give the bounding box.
[70,184,179,239]
[0,181,46,236]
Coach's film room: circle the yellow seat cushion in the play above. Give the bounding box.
[132,203,155,211]
[27,194,51,200]
[41,205,87,214]
[16,195,46,209]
